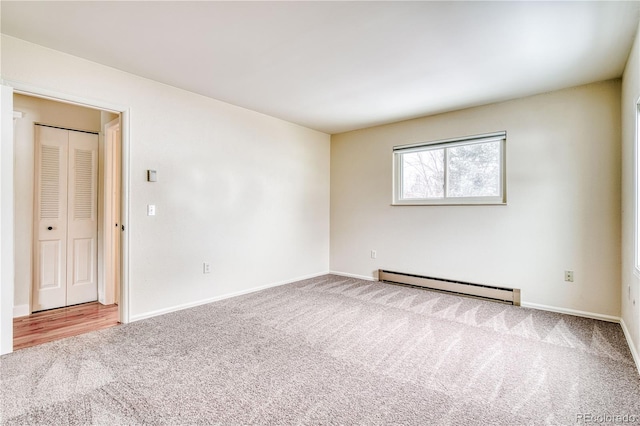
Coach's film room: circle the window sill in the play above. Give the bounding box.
[391,202,507,206]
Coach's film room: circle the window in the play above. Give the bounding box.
[393,132,506,205]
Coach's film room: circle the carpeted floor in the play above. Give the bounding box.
[2,274,640,425]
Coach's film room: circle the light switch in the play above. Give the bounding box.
[147,170,157,182]
[147,204,156,216]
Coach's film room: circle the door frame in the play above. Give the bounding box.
[101,118,121,306]
[1,85,15,355]
[1,80,131,354]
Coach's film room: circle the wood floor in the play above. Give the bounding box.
[13,302,119,351]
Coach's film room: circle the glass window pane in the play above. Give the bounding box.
[447,142,500,197]
[401,149,444,199]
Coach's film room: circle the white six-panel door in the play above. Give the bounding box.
[33,125,98,311]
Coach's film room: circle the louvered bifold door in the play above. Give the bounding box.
[66,131,99,305]
[33,126,69,311]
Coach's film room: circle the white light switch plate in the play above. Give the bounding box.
[147,204,156,216]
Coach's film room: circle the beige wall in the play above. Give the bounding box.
[13,94,103,314]
[2,35,330,320]
[621,23,640,364]
[331,80,622,318]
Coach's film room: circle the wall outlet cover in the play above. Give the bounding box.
[564,270,574,282]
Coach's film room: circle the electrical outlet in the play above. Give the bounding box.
[203,262,212,274]
[371,250,377,259]
[147,204,156,216]
[564,270,574,282]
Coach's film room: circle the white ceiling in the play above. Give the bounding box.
[2,1,639,134]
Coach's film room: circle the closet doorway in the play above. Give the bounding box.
[12,93,123,349]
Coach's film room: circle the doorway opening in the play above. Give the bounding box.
[12,93,123,349]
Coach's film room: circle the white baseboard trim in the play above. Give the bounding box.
[13,304,30,318]
[620,318,640,375]
[329,270,376,281]
[129,271,330,322]
[521,302,619,323]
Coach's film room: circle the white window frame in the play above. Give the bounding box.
[635,101,640,276]
[392,131,507,206]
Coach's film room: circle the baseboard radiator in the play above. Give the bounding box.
[378,269,521,306]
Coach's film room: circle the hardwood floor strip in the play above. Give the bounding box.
[13,301,119,351]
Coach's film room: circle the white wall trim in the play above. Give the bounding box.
[129,271,330,322]
[3,79,127,114]
[521,301,620,323]
[119,109,131,325]
[1,85,15,355]
[620,318,640,375]
[329,270,376,281]
[13,304,29,318]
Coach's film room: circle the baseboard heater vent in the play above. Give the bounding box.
[378,269,520,306]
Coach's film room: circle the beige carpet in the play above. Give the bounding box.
[2,274,639,425]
